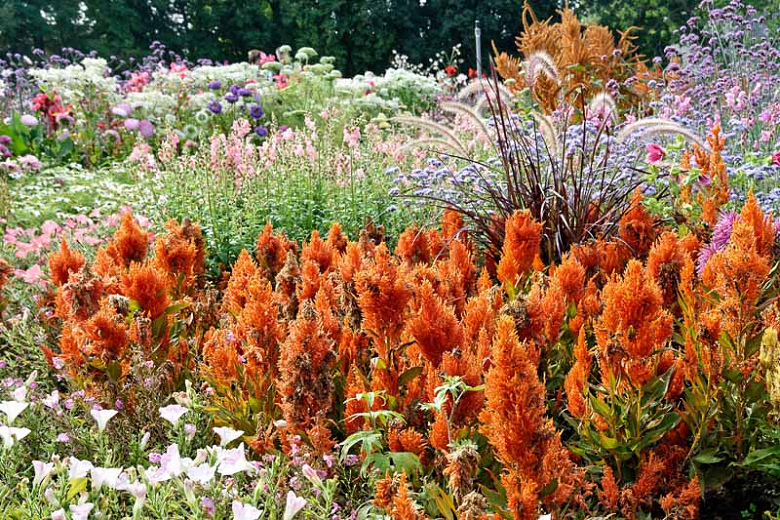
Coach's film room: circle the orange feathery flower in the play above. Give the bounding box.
[49,238,85,286]
[355,244,411,344]
[325,222,348,254]
[373,471,399,510]
[344,363,370,434]
[428,408,451,452]
[121,262,171,319]
[296,259,323,302]
[274,250,301,321]
[703,216,772,338]
[223,250,259,313]
[660,476,701,520]
[646,231,688,308]
[301,229,336,274]
[54,265,105,321]
[597,465,620,511]
[443,443,480,503]
[541,278,567,342]
[596,260,673,388]
[84,299,129,364]
[619,190,657,257]
[502,471,539,520]
[395,226,439,265]
[277,305,335,430]
[236,276,280,377]
[739,190,775,257]
[564,327,591,418]
[255,222,296,281]
[441,208,466,243]
[497,210,542,287]
[103,211,149,269]
[201,328,240,385]
[391,472,425,520]
[551,253,586,304]
[407,280,464,366]
[153,219,205,291]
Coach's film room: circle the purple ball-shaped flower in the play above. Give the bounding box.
[254,125,268,137]
[224,93,239,104]
[124,118,140,131]
[0,135,11,145]
[138,119,155,138]
[207,80,222,90]
[207,100,223,114]
[229,84,241,95]
[20,114,38,127]
[238,88,252,97]
[249,105,264,119]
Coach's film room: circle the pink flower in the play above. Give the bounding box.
[645,143,665,164]
[283,491,307,520]
[14,264,45,286]
[772,151,780,167]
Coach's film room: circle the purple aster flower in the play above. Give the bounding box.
[229,84,241,95]
[711,210,739,250]
[249,105,264,119]
[254,125,268,137]
[138,120,155,138]
[207,100,222,114]
[207,80,222,90]
[224,93,239,104]
[238,87,252,97]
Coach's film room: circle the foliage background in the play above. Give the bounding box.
[9,0,773,75]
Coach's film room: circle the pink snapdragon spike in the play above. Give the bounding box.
[645,143,665,164]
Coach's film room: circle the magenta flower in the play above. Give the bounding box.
[772,150,780,167]
[138,120,155,138]
[645,143,665,164]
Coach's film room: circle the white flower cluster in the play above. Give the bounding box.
[28,58,120,106]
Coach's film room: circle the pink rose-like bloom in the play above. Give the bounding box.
[645,143,665,164]
[772,150,780,167]
[18,155,42,171]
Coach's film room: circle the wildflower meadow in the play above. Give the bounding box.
[1,1,780,519]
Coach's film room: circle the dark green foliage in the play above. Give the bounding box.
[0,0,557,76]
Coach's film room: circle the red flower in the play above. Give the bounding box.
[445,65,457,77]
[772,150,780,167]
[468,68,478,79]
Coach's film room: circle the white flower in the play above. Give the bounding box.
[90,408,118,432]
[147,444,188,483]
[51,509,67,520]
[187,462,216,484]
[301,464,322,487]
[70,502,94,520]
[283,491,307,520]
[91,466,123,489]
[0,400,29,424]
[42,390,60,409]
[139,431,151,449]
[33,460,55,486]
[159,404,188,426]
[12,385,27,402]
[217,443,252,476]
[232,500,262,520]
[0,425,31,448]
[538,515,552,520]
[126,480,147,500]
[68,457,94,480]
[213,426,244,446]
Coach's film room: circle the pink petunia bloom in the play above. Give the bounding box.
[645,143,665,164]
[772,150,780,167]
[14,264,46,286]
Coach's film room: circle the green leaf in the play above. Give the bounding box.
[389,452,422,474]
[398,366,423,387]
[67,477,88,500]
[539,478,559,498]
[599,433,619,450]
